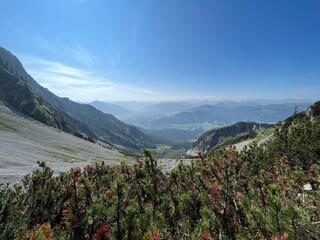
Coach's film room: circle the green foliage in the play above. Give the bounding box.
[1,117,320,239]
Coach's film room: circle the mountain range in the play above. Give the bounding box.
[0,45,314,152]
[193,100,320,155]
[90,99,310,146]
[140,103,309,128]
[92,100,310,126]
[0,46,155,150]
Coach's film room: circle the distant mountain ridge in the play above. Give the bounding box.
[194,101,320,155]
[140,101,198,116]
[89,101,133,120]
[146,103,310,128]
[0,46,155,150]
[90,100,311,131]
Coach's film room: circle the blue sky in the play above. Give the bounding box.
[1,0,320,102]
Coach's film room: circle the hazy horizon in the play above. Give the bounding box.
[85,98,315,106]
[1,0,320,102]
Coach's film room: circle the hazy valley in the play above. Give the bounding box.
[0,45,315,167]
[2,1,320,238]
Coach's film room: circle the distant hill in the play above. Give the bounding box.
[146,103,309,128]
[0,46,155,150]
[121,101,202,126]
[194,122,271,153]
[89,101,133,120]
[141,101,199,116]
[213,100,260,108]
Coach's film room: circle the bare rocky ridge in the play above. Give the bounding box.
[0,101,133,184]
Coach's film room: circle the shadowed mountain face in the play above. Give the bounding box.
[0,65,69,130]
[0,46,155,150]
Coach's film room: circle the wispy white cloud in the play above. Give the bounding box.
[67,41,99,67]
[104,50,120,69]
[5,24,100,68]
[19,56,165,102]
[33,39,100,68]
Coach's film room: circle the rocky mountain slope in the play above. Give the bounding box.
[194,101,320,155]
[0,64,68,130]
[0,101,131,183]
[0,46,155,150]
[194,122,271,153]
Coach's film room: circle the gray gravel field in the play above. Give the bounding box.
[0,102,133,184]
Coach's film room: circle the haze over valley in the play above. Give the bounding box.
[1,1,320,238]
[1,45,312,161]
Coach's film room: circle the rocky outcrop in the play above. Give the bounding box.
[0,65,68,129]
[194,122,271,153]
